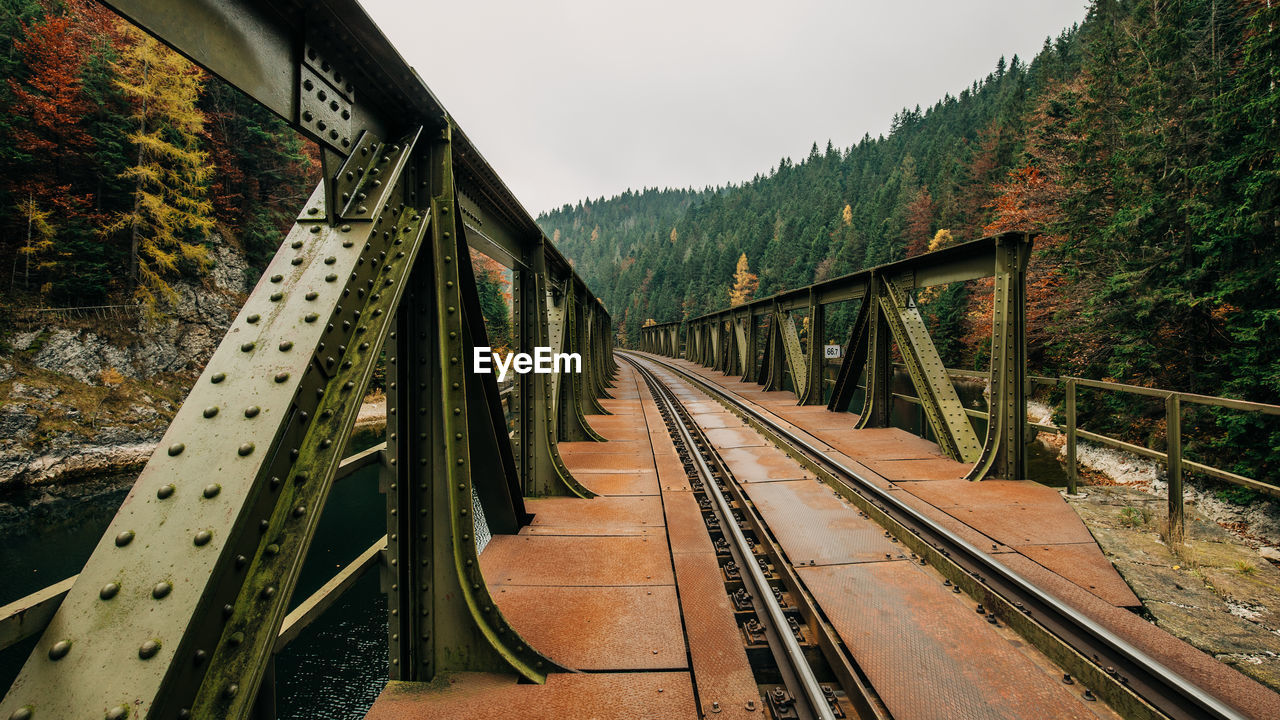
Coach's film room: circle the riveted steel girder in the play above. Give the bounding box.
[964,235,1029,481]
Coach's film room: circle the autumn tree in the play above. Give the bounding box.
[11,194,56,294]
[728,252,758,306]
[471,249,514,354]
[111,25,213,308]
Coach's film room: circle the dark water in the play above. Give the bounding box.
[0,429,389,718]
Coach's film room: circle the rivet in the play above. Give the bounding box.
[341,224,351,232]
[325,256,336,265]
[279,341,294,352]
[305,292,318,301]
[222,604,234,618]
[203,484,222,499]
[100,582,121,600]
[271,292,283,301]
[305,312,319,322]
[9,707,33,720]
[274,372,289,383]
[295,472,309,484]
[168,443,185,456]
[266,543,280,555]
[115,530,135,547]
[224,683,239,699]
[157,484,175,499]
[310,225,320,233]
[138,640,161,660]
[293,505,307,517]
[152,581,172,599]
[245,406,260,418]
[247,313,260,323]
[210,372,225,384]
[194,530,212,546]
[261,586,276,599]
[203,406,219,419]
[326,274,337,282]
[307,207,318,215]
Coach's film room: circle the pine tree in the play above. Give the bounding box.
[728,253,758,306]
[110,24,213,309]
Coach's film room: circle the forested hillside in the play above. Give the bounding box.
[0,0,315,308]
[542,0,1279,421]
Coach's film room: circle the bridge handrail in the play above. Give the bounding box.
[0,444,388,654]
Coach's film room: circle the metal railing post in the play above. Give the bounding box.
[1167,393,1184,543]
[1066,379,1077,495]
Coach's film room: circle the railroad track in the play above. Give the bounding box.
[622,351,1247,720]
[627,354,878,720]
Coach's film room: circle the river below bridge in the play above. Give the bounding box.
[0,429,390,719]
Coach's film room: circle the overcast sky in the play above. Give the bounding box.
[362,1,1089,216]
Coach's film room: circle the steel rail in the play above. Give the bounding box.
[622,351,1249,720]
[623,355,838,720]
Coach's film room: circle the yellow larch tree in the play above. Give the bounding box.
[111,24,213,310]
[728,253,758,306]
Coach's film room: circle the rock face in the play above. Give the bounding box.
[0,240,251,491]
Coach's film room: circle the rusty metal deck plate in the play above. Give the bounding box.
[366,672,697,719]
[481,535,674,586]
[702,427,770,449]
[671,551,762,720]
[862,457,968,482]
[797,562,1103,720]
[1016,542,1141,608]
[560,440,655,457]
[690,412,744,429]
[494,585,687,670]
[653,452,693,492]
[820,427,946,461]
[900,480,1096,546]
[742,479,900,565]
[664,489,716,555]
[524,497,665,535]
[576,470,660,496]
[888,486,1016,554]
[718,445,815,483]
[770,405,860,432]
[558,450,660,474]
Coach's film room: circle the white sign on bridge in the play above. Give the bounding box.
[824,344,842,359]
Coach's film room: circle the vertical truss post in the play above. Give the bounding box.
[799,291,826,405]
[965,234,1030,479]
[742,311,759,383]
[778,312,807,398]
[828,295,870,413]
[1166,393,1184,544]
[857,281,892,428]
[384,124,561,688]
[762,310,786,392]
[553,288,605,443]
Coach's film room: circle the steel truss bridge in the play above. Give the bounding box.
[3,2,1280,720]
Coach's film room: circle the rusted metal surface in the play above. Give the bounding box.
[718,445,816,483]
[524,496,665,534]
[823,427,947,461]
[1017,543,1142,608]
[481,535,673,587]
[900,479,1097,546]
[862,457,968,482]
[703,426,771,449]
[671,551,767,719]
[559,440,653,456]
[742,479,900,566]
[798,562,1106,720]
[997,553,1280,720]
[574,470,661,496]
[556,450,662,473]
[664,490,717,555]
[653,452,693,492]
[493,585,687,670]
[366,672,697,719]
[689,412,744,429]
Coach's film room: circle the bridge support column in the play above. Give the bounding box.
[799,291,826,405]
